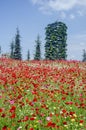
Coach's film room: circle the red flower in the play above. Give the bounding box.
[23,116,29,122]
[47,121,56,128]
[80,120,84,123]
[29,102,34,106]
[33,97,37,102]
[0,108,3,113]
[69,111,75,116]
[9,106,16,113]
[62,97,66,100]
[1,113,6,118]
[80,103,85,108]
[10,113,16,119]
[63,121,67,125]
[2,126,7,130]
[65,101,73,105]
[29,128,34,130]
[30,117,35,121]
[62,109,67,113]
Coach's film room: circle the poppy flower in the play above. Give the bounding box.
[10,113,16,118]
[23,116,29,122]
[2,126,7,130]
[29,128,34,130]
[9,106,16,113]
[47,121,56,128]
[0,108,3,113]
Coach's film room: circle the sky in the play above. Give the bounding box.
[0,0,86,60]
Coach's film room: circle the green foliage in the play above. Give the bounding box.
[14,28,22,60]
[45,21,67,60]
[10,40,15,59]
[27,49,30,60]
[82,49,86,62]
[34,35,41,60]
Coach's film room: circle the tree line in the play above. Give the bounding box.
[0,21,86,61]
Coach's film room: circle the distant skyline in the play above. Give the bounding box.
[0,0,86,60]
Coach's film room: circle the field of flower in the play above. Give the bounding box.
[0,58,86,130]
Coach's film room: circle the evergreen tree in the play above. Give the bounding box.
[82,49,86,62]
[27,49,30,60]
[34,35,41,60]
[10,40,14,59]
[45,21,67,60]
[14,28,22,60]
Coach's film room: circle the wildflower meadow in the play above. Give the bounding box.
[0,58,86,130]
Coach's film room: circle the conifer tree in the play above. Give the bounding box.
[82,49,86,62]
[27,49,30,60]
[34,35,41,60]
[10,40,14,59]
[14,28,22,60]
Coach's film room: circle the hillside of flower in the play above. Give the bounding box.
[0,58,86,130]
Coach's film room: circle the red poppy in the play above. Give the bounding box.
[9,106,16,113]
[69,111,75,116]
[1,113,6,118]
[79,120,84,123]
[62,109,67,113]
[10,113,16,118]
[30,117,35,121]
[2,126,7,130]
[63,121,67,125]
[47,121,56,128]
[29,128,34,130]
[23,116,29,122]
[0,108,3,113]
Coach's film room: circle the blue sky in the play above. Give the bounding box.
[0,0,86,60]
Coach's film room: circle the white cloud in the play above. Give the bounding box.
[48,0,76,11]
[77,9,86,16]
[31,0,86,18]
[31,0,76,11]
[77,0,86,6]
[31,0,86,11]
[77,10,84,16]
[69,14,75,19]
